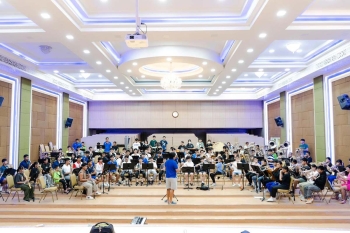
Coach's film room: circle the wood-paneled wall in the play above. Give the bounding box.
[332,76,350,163]
[0,80,12,162]
[267,101,281,140]
[31,91,57,161]
[69,102,83,147]
[291,89,315,160]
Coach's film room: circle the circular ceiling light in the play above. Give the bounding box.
[96,61,102,65]
[166,57,172,62]
[226,76,231,79]
[132,93,135,95]
[132,62,138,66]
[83,50,90,54]
[218,86,222,88]
[285,68,290,71]
[120,82,124,85]
[125,86,129,89]
[66,35,74,40]
[114,76,118,79]
[213,92,217,95]
[106,69,111,73]
[238,60,244,64]
[247,48,254,53]
[198,75,203,78]
[129,90,132,92]
[259,33,267,38]
[202,61,208,65]
[269,49,275,53]
[258,69,264,72]
[161,74,182,90]
[127,69,132,73]
[41,13,51,19]
[222,81,226,84]
[211,69,215,72]
[53,70,59,73]
[231,69,237,72]
[277,10,286,17]
[141,75,145,78]
[80,70,85,73]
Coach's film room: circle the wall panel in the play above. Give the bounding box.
[30,91,57,161]
[332,76,350,163]
[267,101,281,140]
[0,80,12,162]
[69,102,83,147]
[291,89,315,160]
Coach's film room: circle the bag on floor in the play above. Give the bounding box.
[90,222,115,233]
[196,185,209,191]
[98,182,110,189]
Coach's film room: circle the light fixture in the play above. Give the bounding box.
[202,61,208,65]
[254,72,264,78]
[160,62,182,90]
[247,48,254,53]
[222,81,226,84]
[129,90,132,92]
[96,61,102,65]
[286,43,301,53]
[285,68,290,71]
[216,89,219,91]
[53,70,59,73]
[83,50,90,54]
[226,76,231,79]
[231,69,237,72]
[213,92,217,95]
[114,76,118,79]
[238,60,244,64]
[41,13,51,19]
[141,75,145,78]
[296,49,302,53]
[132,62,137,66]
[98,75,102,78]
[127,69,131,73]
[80,70,85,73]
[211,69,215,72]
[259,33,267,38]
[132,93,135,95]
[126,86,129,89]
[81,73,90,79]
[100,0,108,2]
[269,49,275,53]
[66,35,74,40]
[106,69,111,73]
[166,57,172,62]
[218,86,222,88]
[258,69,264,72]
[244,74,248,77]
[120,82,124,85]
[276,10,286,17]
[198,75,203,78]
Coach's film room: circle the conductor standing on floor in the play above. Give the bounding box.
[165,152,179,205]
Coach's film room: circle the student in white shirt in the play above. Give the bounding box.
[183,156,195,186]
[146,157,158,185]
[133,139,141,150]
[243,142,249,149]
[230,156,242,187]
[61,158,72,186]
[95,157,104,175]
[120,156,133,185]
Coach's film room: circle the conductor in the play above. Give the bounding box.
[165,152,179,205]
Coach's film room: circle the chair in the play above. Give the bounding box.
[277,178,294,204]
[39,144,46,159]
[69,174,85,200]
[38,176,58,203]
[45,145,52,156]
[5,175,22,202]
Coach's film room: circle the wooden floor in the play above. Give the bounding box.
[0,179,349,230]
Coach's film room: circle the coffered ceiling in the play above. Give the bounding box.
[0,0,350,101]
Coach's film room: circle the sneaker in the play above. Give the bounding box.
[211,183,216,187]
[306,198,314,204]
[232,184,237,187]
[86,196,94,200]
[170,201,177,205]
[299,195,305,202]
[95,192,101,195]
[24,199,30,202]
[201,183,204,187]
[164,200,168,203]
[267,197,276,202]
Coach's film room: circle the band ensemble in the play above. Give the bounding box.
[1,135,349,204]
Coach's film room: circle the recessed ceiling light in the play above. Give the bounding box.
[202,61,208,65]
[98,75,102,78]
[120,82,124,85]
[114,76,118,79]
[211,69,215,72]
[83,50,90,54]
[238,60,244,64]
[226,76,231,79]
[231,69,237,72]
[132,62,137,66]
[53,70,59,73]
[66,35,74,40]
[213,93,217,95]
[277,10,287,17]
[244,74,248,77]
[218,86,222,88]
[141,75,145,78]
[254,72,264,78]
[40,13,51,19]
[96,61,102,65]
[106,69,111,73]
[247,48,254,53]
[285,68,290,71]
[259,33,267,38]
[216,89,219,91]
[159,0,166,2]
[126,86,129,89]
[296,49,302,53]
[198,75,203,78]
[222,81,226,84]
[269,49,275,53]
[286,43,301,53]
[258,69,264,72]
[127,69,132,73]
[132,93,135,95]
[166,57,172,62]
[80,70,85,73]
[129,90,132,92]
[100,0,108,2]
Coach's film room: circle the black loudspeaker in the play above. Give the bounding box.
[337,94,350,110]
[65,117,73,128]
[0,96,4,107]
[274,116,284,127]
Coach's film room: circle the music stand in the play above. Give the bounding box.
[92,152,102,158]
[156,158,163,169]
[182,167,194,190]
[178,152,185,160]
[192,158,201,165]
[50,152,59,159]
[254,156,264,162]
[66,153,73,157]
[103,163,116,192]
[237,163,250,191]
[142,163,154,186]
[202,164,215,191]
[132,155,140,161]
[122,163,133,187]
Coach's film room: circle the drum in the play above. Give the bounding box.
[212,142,225,152]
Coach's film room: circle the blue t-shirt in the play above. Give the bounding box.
[160,140,168,150]
[216,162,223,173]
[299,143,309,155]
[52,160,60,169]
[0,165,8,174]
[104,141,112,152]
[72,142,82,151]
[143,157,149,164]
[19,160,30,169]
[165,159,178,178]
[191,153,197,159]
[107,160,118,172]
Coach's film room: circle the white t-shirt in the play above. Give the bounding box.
[232,161,241,172]
[95,163,104,174]
[61,164,71,177]
[183,161,195,172]
[133,142,141,150]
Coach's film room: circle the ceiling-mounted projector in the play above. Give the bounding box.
[125,34,148,49]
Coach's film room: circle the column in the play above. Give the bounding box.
[18,78,31,164]
[62,93,69,151]
[313,76,326,162]
[280,91,287,142]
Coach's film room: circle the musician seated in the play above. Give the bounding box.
[135,158,146,186]
[302,166,327,204]
[197,139,204,150]
[146,157,158,185]
[78,163,101,200]
[186,139,194,149]
[230,156,242,187]
[210,157,223,186]
[0,159,9,193]
[263,161,281,192]
[267,166,291,202]
[87,160,97,180]
[158,158,166,185]
[95,157,104,176]
[183,156,195,186]
[245,157,260,186]
[19,154,31,170]
[53,166,71,194]
[328,159,342,184]
[101,152,109,164]
[335,165,350,204]
[75,147,84,157]
[195,157,208,186]
[191,149,199,159]
[29,162,40,183]
[267,150,275,168]
[107,155,120,185]
[292,158,311,192]
[82,151,90,163]
[178,141,186,152]
[304,151,312,163]
[154,151,163,160]
[73,156,82,169]
[299,164,318,201]
[121,156,133,185]
[252,159,268,192]
[15,166,35,202]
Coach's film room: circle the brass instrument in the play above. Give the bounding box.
[23,173,31,188]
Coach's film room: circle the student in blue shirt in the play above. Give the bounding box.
[52,156,61,169]
[165,152,179,205]
[81,151,90,163]
[210,157,223,186]
[299,139,309,155]
[104,137,112,153]
[191,149,199,159]
[72,139,82,151]
[160,136,168,152]
[107,155,120,185]
[19,154,31,170]
[142,153,149,164]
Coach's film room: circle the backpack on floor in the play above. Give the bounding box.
[90,222,115,233]
[196,185,209,191]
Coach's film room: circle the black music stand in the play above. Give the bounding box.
[237,163,249,191]
[66,153,73,157]
[203,164,215,191]
[251,165,262,194]
[92,152,102,158]
[156,158,163,169]
[122,163,134,187]
[103,163,116,192]
[132,155,139,161]
[142,163,154,186]
[182,167,194,190]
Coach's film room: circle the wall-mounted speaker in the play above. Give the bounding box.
[0,96,4,107]
[274,116,284,127]
[65,117,73,128]
[337,94,350,110]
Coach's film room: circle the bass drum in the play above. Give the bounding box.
[212,142,225,152]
